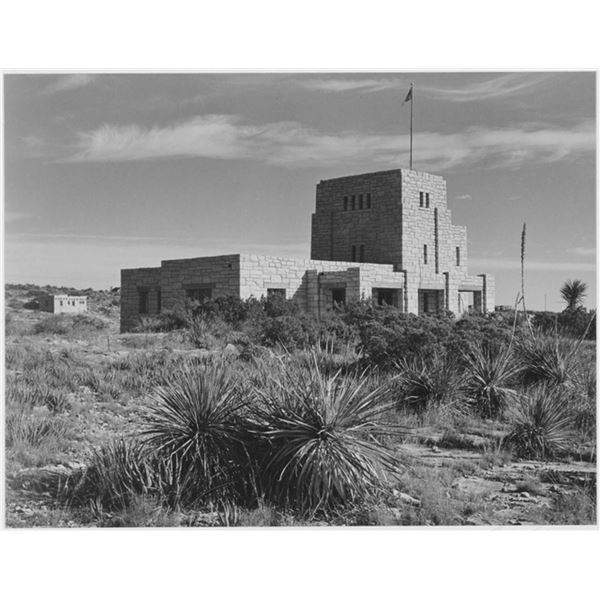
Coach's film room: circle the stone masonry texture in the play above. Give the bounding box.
[120,168,494,331]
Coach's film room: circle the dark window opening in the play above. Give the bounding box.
[425,192,430,208]
[423,244,428,264]
[331,288,346,307]
[186,287,212,303]
[343,196,348,211]
[456,247,461,266]
[376,289,395,306]
[156,289,162,313]
[351,245,357,261]
[366,193,372,209]
[358,194,363,209]
[267,288,286,300]
[351,195,356,210]
[419,191,424,207]
[138,290,149,314]
[359,244,365,262]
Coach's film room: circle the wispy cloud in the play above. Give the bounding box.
[65,114,595,171]
[43,74,97,95]
[297,73,551,101]
[454,194,472,201]
[470,257,596,272]
[420,73,552,102]
[567,246,596,257]
[298,78,403,93]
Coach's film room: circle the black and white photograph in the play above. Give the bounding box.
[3,70,596,528]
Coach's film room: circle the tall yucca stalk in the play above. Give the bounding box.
[144,362,250,503]
[463,342,521,418]
[249,357,405,513]
[503,385,574,459]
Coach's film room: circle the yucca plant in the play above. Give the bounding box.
[143,362,252,504]
[393,352,466,415]
[463,342,521,418]
[517,335,580,387]
[249,357,405,514]
[503,385,574,460]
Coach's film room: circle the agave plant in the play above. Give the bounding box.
[249,356,405,513]
[503,385,574,460]
[463,342,521,418]
[143,362,251,504]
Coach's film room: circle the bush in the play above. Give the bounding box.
[393,351,466,415]
[503,386,574,459]
[249,356,404,513]
[463,342,521,418]
[517,335,580,387]
[143,361,252,505]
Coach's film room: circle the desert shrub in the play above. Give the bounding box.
[248,357,405,513]
[463,342,521,418]
[392,352,466,415]
[186,315,232,350]
[357,312,455,368]
[143,361,253,505]
[257,314,319,349]
[503,385,574,459]
[532,308,595,340]
[7,382,70,414]
[63,440,174,512]
[517,335,581,387]
[33,315,72,335]
[6,407,68,448]
[135,311,188,333]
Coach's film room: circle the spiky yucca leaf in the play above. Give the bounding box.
[144,362,250,501]
[463,342,521,418]
[249,357,405,513]
[503,386,574,460]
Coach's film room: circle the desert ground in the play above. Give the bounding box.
[4,283,596,527]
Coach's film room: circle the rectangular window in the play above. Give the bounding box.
[359,244,365,262]
[156,289,162,313]
[366,193,372,209]
[138,290,149,314]
[419,191,424,207]
[59,300,64,307]
[331,288,346,307]
[425,192,430,208]
[351,195,356,210]
[456,247,461,266]
[358,194,363,209]
[343,196,348,211]
[423,244,428,264]
[186,287,212,303]
[351,245,357,261]
[267,288,286,300]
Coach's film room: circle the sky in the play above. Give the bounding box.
[3,71,596,310]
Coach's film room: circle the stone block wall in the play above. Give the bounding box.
[120,267,162,332]
[160,254,240,314]
[39,294,88,314]
[311,170,403,265]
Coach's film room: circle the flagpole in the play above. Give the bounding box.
[409,81,414,170]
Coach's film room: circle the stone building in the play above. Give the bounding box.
[120,168,494,332]
[39,294,88,314]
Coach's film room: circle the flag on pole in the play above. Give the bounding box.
[403,87,413,104]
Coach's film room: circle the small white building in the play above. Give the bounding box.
[39,294,88,314]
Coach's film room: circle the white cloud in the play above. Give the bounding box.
[66,114,596,171]
[454,194,472,201]
[44,74,97,94]
[567,246,596,256]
